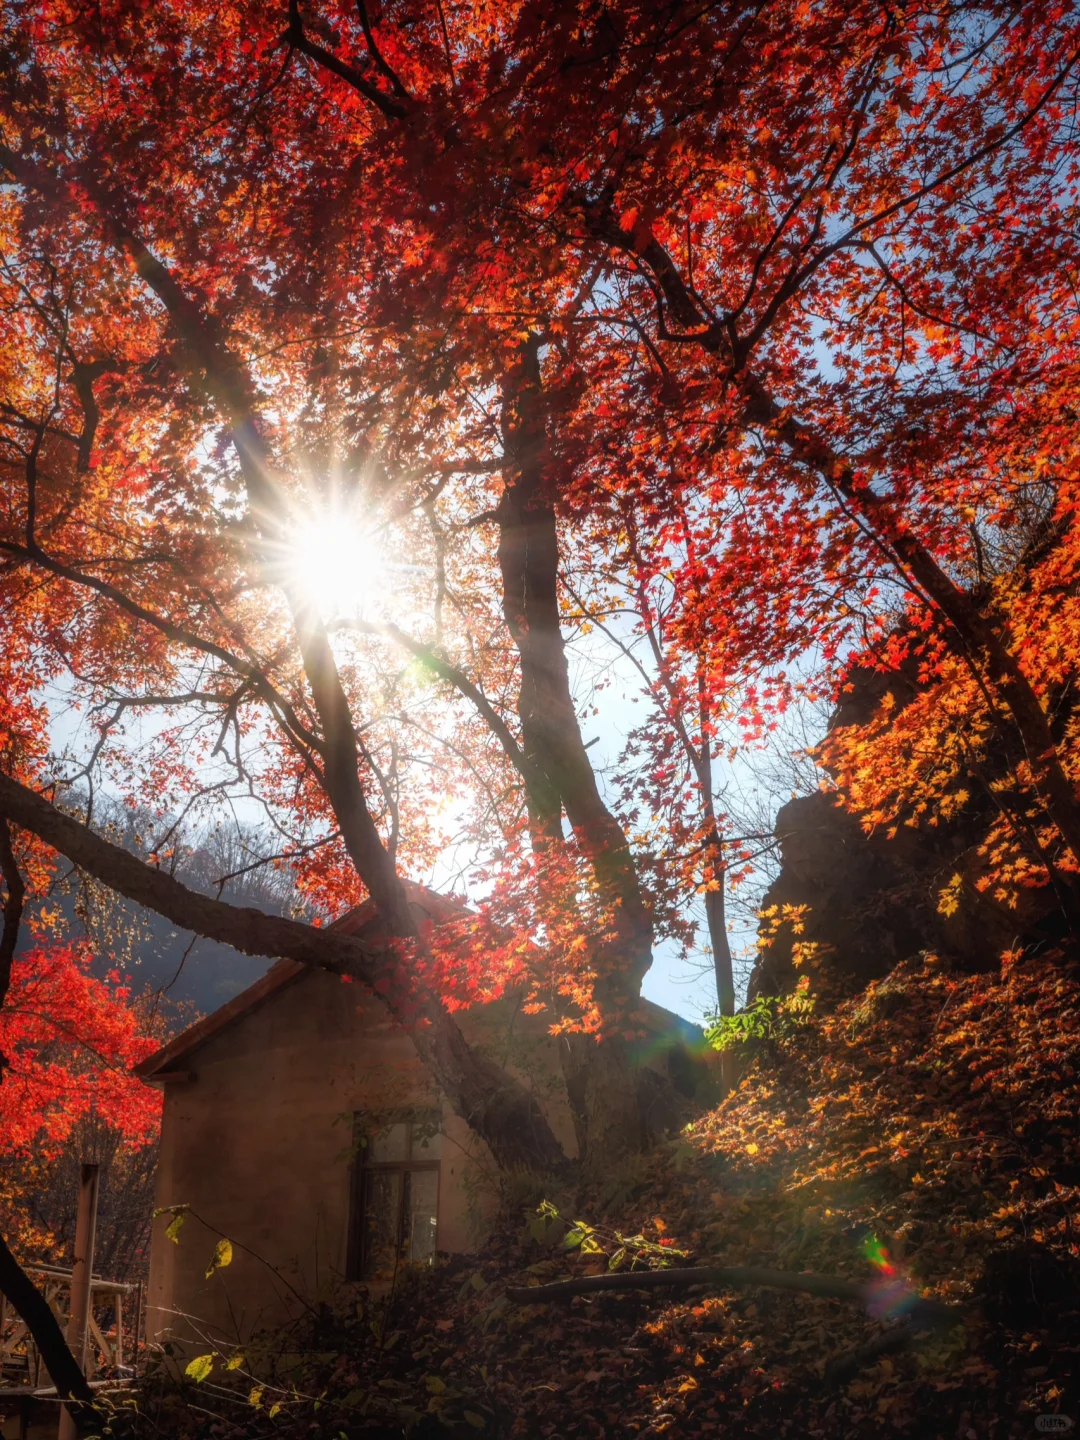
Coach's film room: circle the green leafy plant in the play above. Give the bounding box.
[705,980,815,1055]
[528,1202,688,1270]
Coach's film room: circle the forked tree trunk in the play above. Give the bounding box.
[498,339,654,1174]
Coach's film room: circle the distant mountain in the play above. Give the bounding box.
[17,799,314,1021]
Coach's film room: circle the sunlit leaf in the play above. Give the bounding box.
[206,1237,233,1278]
[185,1355,213,1383]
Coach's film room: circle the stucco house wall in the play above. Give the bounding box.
[137,892,707,1351]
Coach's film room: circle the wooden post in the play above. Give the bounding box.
[57,1163,99,1440]
[114,1292,123,1370]
[132,1280,142,1376]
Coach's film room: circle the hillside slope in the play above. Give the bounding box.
[141,948,1080,1439]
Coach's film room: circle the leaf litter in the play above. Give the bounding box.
[140,951,1080,1438]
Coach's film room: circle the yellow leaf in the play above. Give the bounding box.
[206,1237,233,1278]
[937,873,964,918]
[185,1355,213,1383]
[162,1208,188,1244]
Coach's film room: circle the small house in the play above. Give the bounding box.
[135,886,705,1349]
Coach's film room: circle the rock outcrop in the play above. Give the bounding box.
[750,677,1069,1002]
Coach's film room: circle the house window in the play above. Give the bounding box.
[348,1112,441,1282]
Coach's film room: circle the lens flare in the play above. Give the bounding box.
[861,1233,919,1320]
[290,506,384,619]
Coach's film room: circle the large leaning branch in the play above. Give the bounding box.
[0,773,383,978]
[0,771,570,1171]
[505,1265,961,1327]
[0,1231,97,1420]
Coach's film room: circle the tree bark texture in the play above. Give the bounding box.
[498,340,654,995]
[498,339,655,1170]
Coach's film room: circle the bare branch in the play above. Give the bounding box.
[329,616,545,792]
[0,770,382,978]
[505,1265,961,1327]
[355,0,410,98]
[0,536,325,765]
[284,0,409,120]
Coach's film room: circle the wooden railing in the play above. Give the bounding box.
[0,1265,143,1390]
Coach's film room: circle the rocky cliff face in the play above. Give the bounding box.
[749,790,921,1000]
[749,673,1069,1002]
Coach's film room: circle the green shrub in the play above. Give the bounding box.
[704,982,815,1055]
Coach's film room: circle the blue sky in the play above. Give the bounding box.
[44,584,824,1026]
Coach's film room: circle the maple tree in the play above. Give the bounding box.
[0,929,161,1415]
[0,942,160,1157]
[0,11,1079,1410]
[0,939,161,1305]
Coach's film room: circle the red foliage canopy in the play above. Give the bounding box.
[0,945,161,1156]
[0,0,1079,1169]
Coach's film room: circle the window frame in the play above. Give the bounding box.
[346,1111,442,1282]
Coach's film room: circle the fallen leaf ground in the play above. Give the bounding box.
[138,951,1080,1439]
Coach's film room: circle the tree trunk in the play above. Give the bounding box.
[696,723,734,1020]
[703,862,738,1094]
[498,339,653,1174]
[704,884,734,1018]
